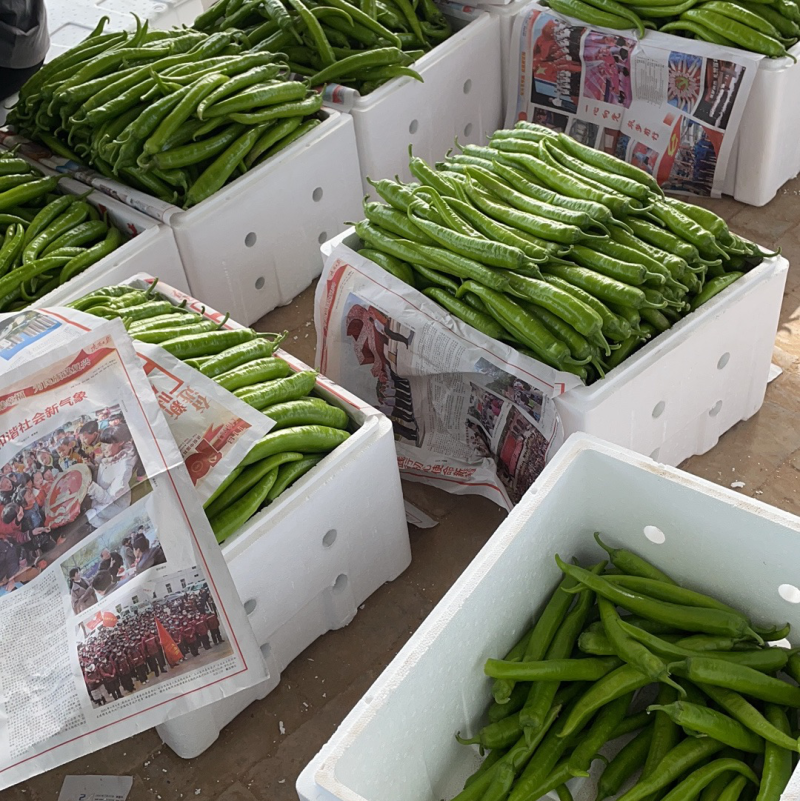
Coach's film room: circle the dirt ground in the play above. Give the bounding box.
[5,178,800,801]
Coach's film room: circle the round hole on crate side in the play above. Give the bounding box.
[322,529,337,548]
[779,584,800,604]
[464,122,473,137]
[643,525,666,545]
[717,352,730,370]
[260,642,272,662]
[318,231,328,245]
[244,232,257,248]
[312,187,323,202]
[333,573,348,593]
[709,400,723,418]
[650,448,660,461]
[652,400,666,419]
[463,79,472,94]
[244,598,257,615]
[255,276,265,290]
[408,119,419,135]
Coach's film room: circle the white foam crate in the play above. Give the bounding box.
[722,42,800,206]
[325,4,503,196]
[90,278,413,758]
[297,433,800,801]
[157,403,410,758]
[45,0,204,60]
[555,254,788,465]
[20,174,189,306]
[166,109,362,326]
[323,228,788,468]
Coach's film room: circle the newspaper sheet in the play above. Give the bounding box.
[505,2,762,196]
[0,131,179,224]
[0,314,264,789]
[0,307,273,504]
[316,243,582,509]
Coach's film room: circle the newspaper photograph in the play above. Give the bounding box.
[505,2,762,195]
[0,319,264,789]
[316,244,582,509]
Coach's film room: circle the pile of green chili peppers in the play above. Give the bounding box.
[541,0,798,59]
[66,282,351,544]
[355,122,771,384]
[0,153,126,312]
[194,0,452,94]
[7,18,325,208]
[451,533,799,801]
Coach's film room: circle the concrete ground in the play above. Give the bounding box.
[7,181,800,801]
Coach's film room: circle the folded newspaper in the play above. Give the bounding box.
[505,1,762,196]
[316,237,582,510]
[0,309,265,788]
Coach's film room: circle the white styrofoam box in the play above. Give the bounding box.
[157,405,410,758]
[555,254,788,466]
[486,0,531,91]
[45,0,204,60]
[26,175,189,306]
[297,433,800,801]
[167,109,362,326]
[727,42,800,206]
[322,228,787,468]
[327,5,502,196]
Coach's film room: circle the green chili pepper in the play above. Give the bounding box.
[209,467,279,542]
[594,532,677,583]
[133,320,221,343]
[244,117,303,167]
[422,288,510,341]
[698,684,800,752]
[545,141,652,202]
[459,704,563,801]
[484,656,620,682]
[691,273,744,310]
[43,220,108,255]
[185,124,268,207]
[0,176,59,213]
[234,369,318,409]
[616,736,727,801]
[241,424,351,466]
[160,327,262,359]
[556,557,761,641]
[0,224,25,276]
[620,622,790,671]
[519,562,606,737]
[599,596,685,694]
[197,335,285,377]
[213,356,293,391]
[204,451,305,519]
[262,398,349,430]
[671,657,800,706]
[597,724,654,801]
[355,221,509,291]
[265,454,324,501]
[647,702,764,753]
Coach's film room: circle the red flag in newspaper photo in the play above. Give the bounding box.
[156,618,183,667]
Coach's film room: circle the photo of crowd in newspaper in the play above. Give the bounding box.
[0,403,151,595]
[75,567,231,707]
[507,2,761,195]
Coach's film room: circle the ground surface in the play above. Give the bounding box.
[5,180,800,801]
